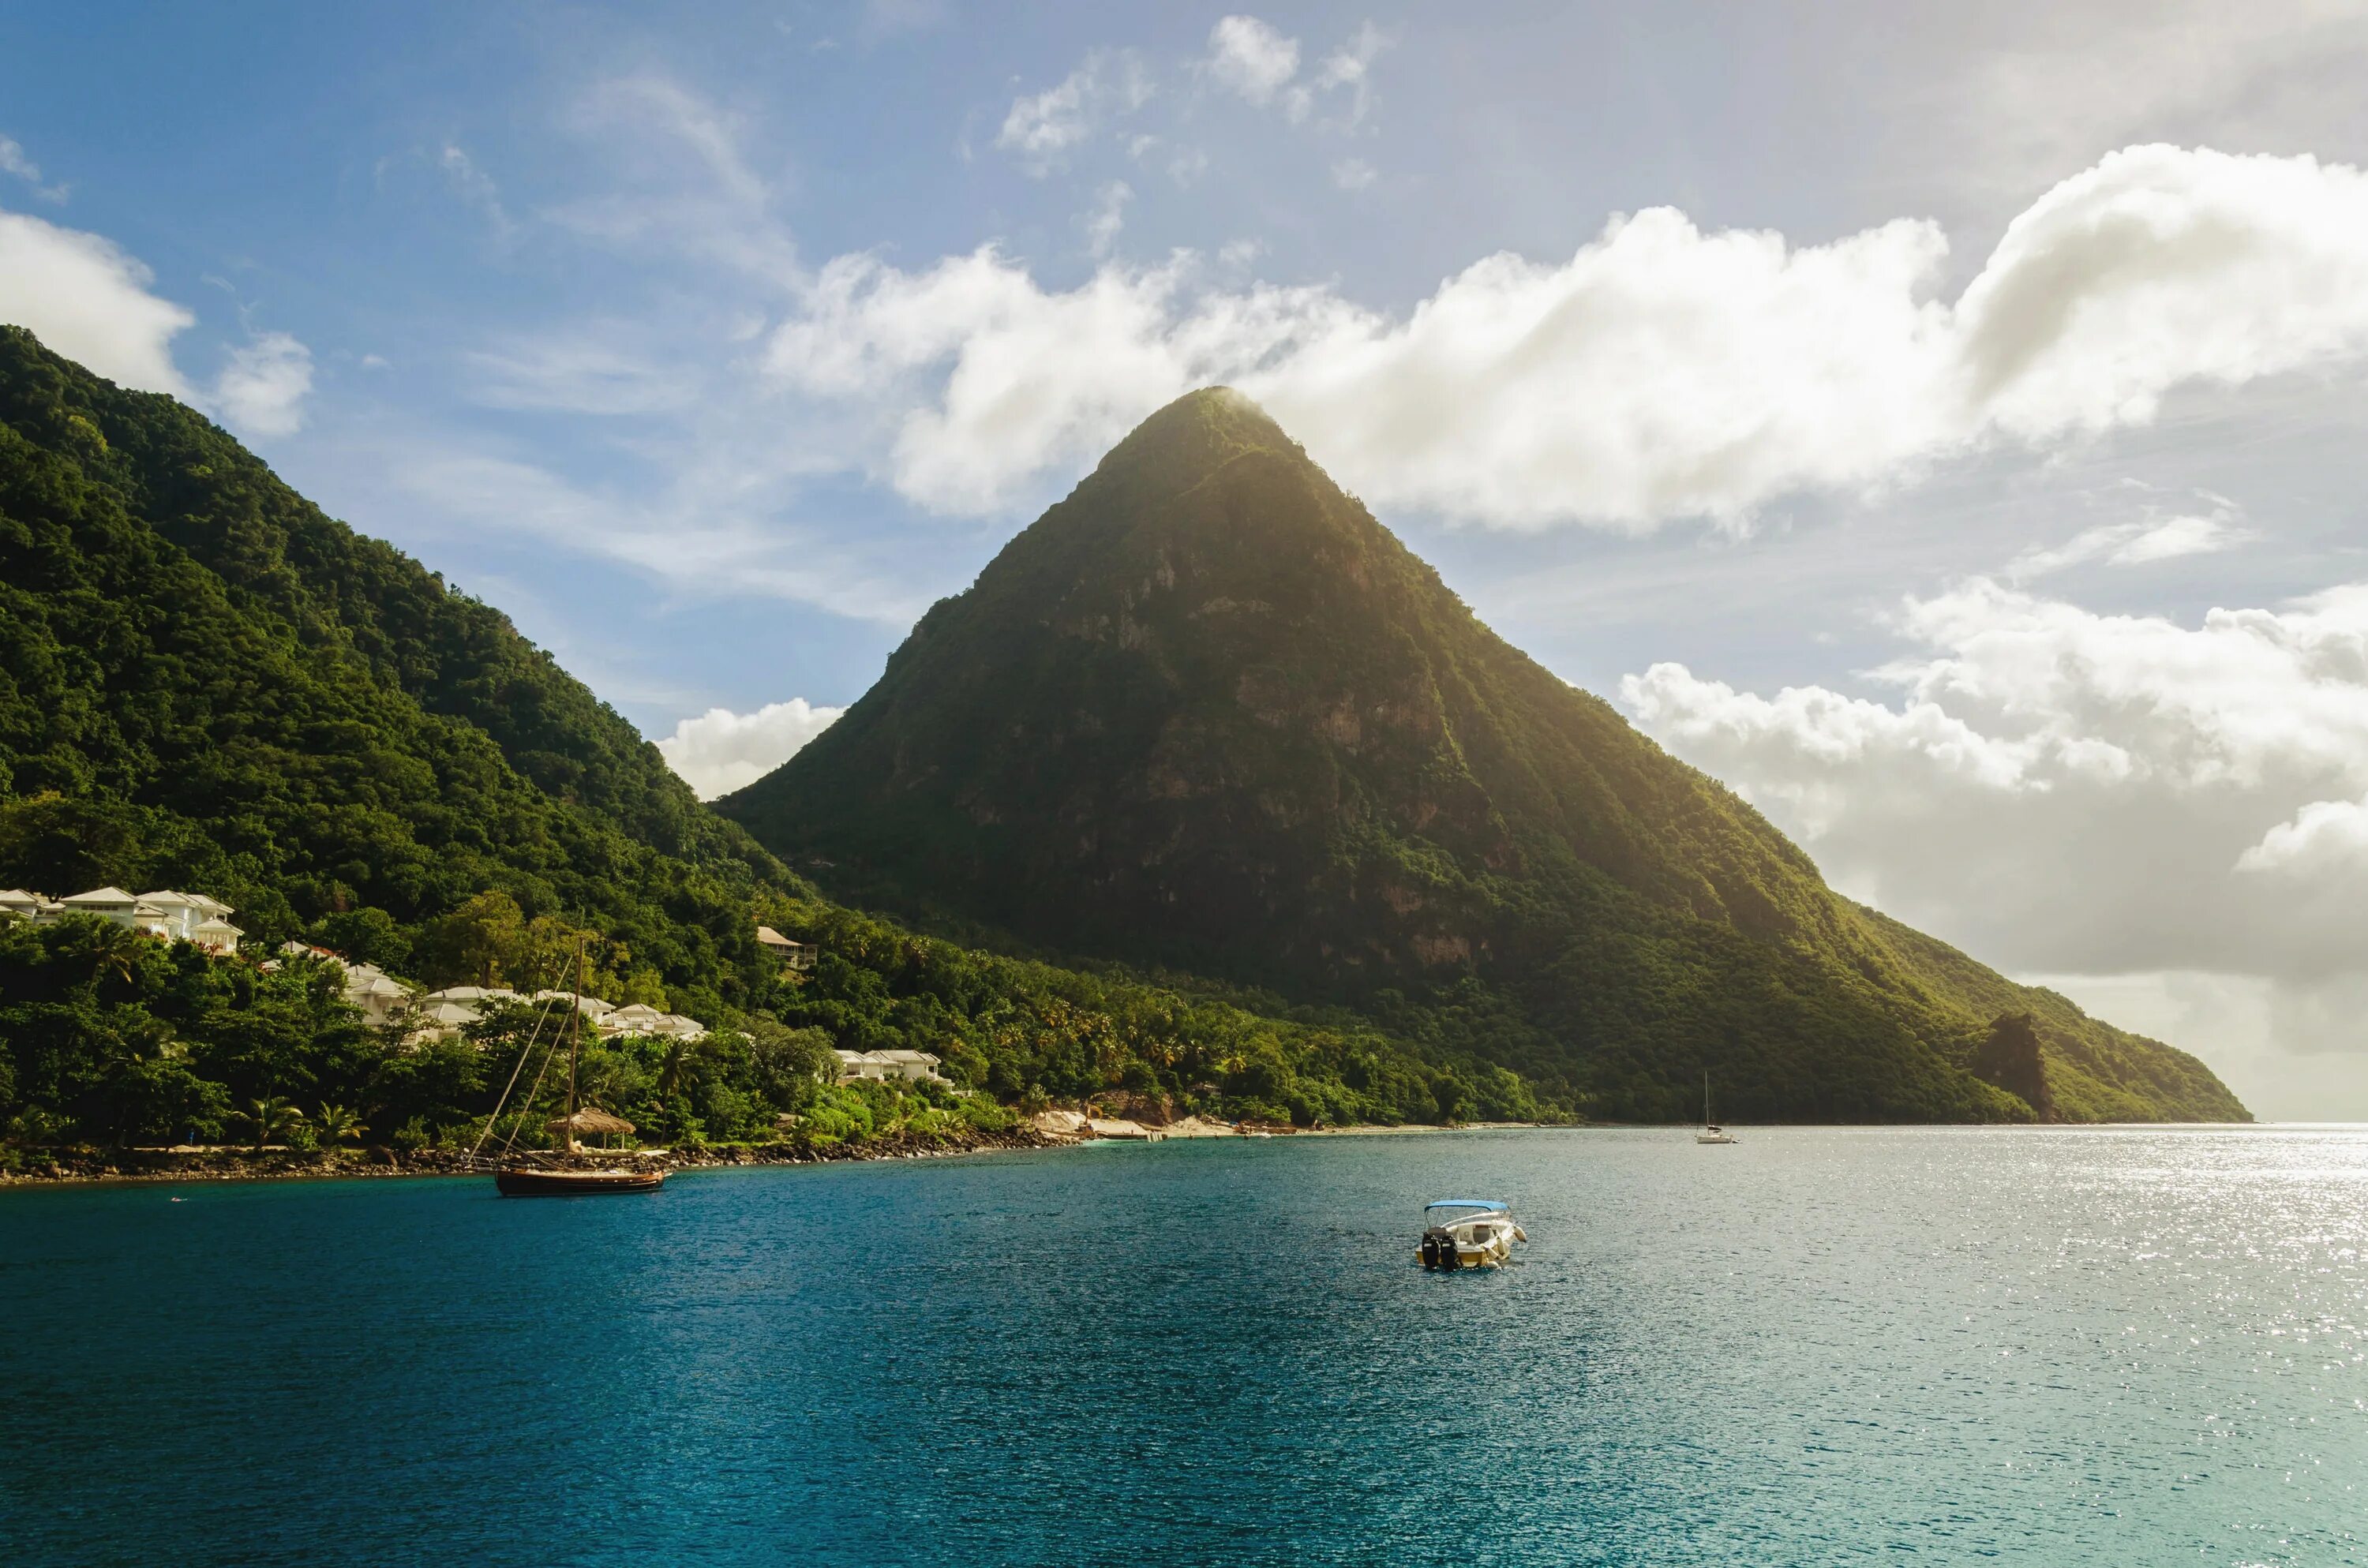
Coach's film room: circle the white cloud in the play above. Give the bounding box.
[214,330,314,437]
[1621,577,2368,1105]
[655,698,844,799]
[1331,157,1377,191]
[466,330,699,415]
[550,76,794,279]
[437,143,514,241]
[1081,180,1131,259]
[762,144,2368,533]
[764,245,1358,514]
[2007,496,2250,578]
[1312,21,1390,128]
[1205,16,1301,109]
[0,205,194,395]
[2236,795,2368,874]
[0,134,67,202]
[995,50,1152,173]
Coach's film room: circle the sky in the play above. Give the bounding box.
[6,0,2368,1117]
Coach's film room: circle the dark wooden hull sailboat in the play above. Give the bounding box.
[495,1165,665,1196]
[485,939,666,1197]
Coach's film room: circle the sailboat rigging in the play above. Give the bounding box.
[493,937,665,1196]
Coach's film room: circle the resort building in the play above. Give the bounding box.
[137,890,239,948]
[755,925,819,973]
[0,889,55,922]
[597,1003,709,1042]
[533,990,618,1021]
[341,962,417,1026]
[5,885,242,953]
[833,1048,946,1084]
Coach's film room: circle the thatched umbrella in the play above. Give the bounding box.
[546,1107,635,1150]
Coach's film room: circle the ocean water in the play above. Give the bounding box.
[2,1126,2362,1567]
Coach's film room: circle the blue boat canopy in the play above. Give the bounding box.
[1426,1199,1508,1212]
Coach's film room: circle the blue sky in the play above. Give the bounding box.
[10,0,2368,1114]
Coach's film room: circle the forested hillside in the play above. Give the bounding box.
[0,330,1543,1148]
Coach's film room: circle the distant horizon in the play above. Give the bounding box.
[6,2,2368,1116]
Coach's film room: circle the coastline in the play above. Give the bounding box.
[0,1117,1556,1188]
[0,1125,1061,1188]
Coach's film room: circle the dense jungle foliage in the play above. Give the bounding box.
[726,388,2248,1125]
[0,330,1549,1147]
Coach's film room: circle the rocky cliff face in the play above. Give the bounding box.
[722,389,2247,1124]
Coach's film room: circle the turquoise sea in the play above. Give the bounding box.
[2,1127,2362,1566]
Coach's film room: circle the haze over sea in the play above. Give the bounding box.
[4,1128,2362,1566]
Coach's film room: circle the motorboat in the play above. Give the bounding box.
[1417,1199,1527,1270]
[1695,1071,1738,1144]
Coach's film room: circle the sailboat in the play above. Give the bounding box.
[1695,1071,1738,1145]
[494,942,665,1196]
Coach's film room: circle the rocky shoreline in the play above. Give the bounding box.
[0,1123,1065,1187]
[0,1113,1561,1188]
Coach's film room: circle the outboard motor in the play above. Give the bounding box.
[1421,1226,1459,1270]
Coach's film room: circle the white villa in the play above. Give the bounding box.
[1,886,242,954]
[534,990,617,1021]
[834,1048,946,1084]
[389,986,709,1046]
[270,942,422,1026]
[598,1002,708,1042]
[756,925,819,973]
[342,962,416,1026]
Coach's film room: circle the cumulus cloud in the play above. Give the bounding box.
[0,205,195,394]
[2236,795,2368,874]
[1621,578,2368,1098]
[761,144,2368,533]
[655,698,845,798]
[995,50,1152,173]
[214,330,315,437]
[765,245,1358,512]
[1205,16,1301,109]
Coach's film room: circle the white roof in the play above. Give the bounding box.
[137,889,232,913]
[0,889,44,905]
[871,1050,940,1065]
[533,990,616,1016]
[609,1003,665,1020]
[60,886,139,905]
[132,904,170,919]
[755,924,793,948]
[422,986,517,1003]
[349,975,410,998]
[419,1001,479,1024]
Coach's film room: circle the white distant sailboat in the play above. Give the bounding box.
[1695,1072,1737,1144]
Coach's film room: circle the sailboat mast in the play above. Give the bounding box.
[565,937,583,1153]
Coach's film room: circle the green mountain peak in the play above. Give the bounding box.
[724,395,2248,1125]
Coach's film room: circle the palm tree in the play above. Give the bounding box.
[314,1103,365,1147]
[656,1039,691,1106]
[65,918,146,991]
[244,1095,303,1152]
